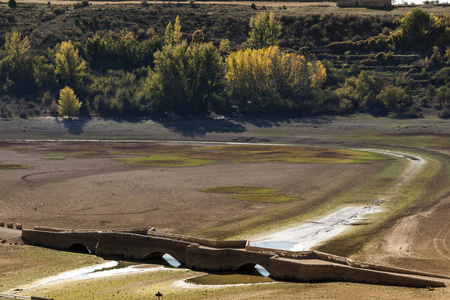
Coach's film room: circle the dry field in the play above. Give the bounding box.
[0,114,449,299]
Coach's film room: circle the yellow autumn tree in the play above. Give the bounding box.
[55,41,86,85]
[57,86,82,119]
[173,15,182,44]
[5,30,30,74]
[226,46,326,112]
[4,30,33,86]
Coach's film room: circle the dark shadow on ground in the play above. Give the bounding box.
[61,116,91,135]
[156,118,247,138]
[239,114,335,128]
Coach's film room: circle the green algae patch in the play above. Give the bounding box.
[200,145,387,164]
[201,185,302,203]
[201,186,277,194]
[43,153,67,160]
[0,163,29,170]
[0,141,388,169]
[116,155,215,167]
[233,194,301,203]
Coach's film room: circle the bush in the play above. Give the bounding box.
[73,1,89,9]
[406,107,423,118]
[52,7,66,16]
[439,107,450,119]
[8,0,17,8]
[19,110,28,119]
[41,12,56,22]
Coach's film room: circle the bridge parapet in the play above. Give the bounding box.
[20,227,448,288]
[147,231,248,248]
[95,232,190,264]
[22,229,98,253]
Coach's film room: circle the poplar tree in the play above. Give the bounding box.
[173,15,182,44]
[57,86,82,118]
[55,41,86,85]
[4,30,32,85]
[247,11,281,49]
[164,22,174,45]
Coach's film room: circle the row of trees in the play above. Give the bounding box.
[1,9,449,119]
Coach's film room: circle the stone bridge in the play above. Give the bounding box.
[22,227,449,288]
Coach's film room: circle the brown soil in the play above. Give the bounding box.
[0,115,449,298]
[354,194,450,276]
[0,140,372,233]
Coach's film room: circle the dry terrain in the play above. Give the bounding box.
[0,114,449,299]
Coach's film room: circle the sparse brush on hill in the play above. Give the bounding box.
[1,5,450,119]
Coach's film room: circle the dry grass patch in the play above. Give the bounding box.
[200,185,302,203]
[0,163,29,169]
[0,141,387,167]
[116,155,215,167]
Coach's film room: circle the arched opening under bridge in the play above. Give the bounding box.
[237,263,270,277]
[143,252,182,268]
[68,243,91,254]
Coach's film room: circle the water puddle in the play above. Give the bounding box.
[185,265,274,286]
[251,205,381,251]
[15,261,166,292]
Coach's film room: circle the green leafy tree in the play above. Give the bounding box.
[219,39,231,56]
[173,15,182,44]
[57,86,82,118]
[164,22,174,46]
[55,41,87,85]
[8,0,17,8]
[400,8,434,45]
[426,85,437,105]
[33,55,57,91]
[143,42,225,116]
[4,30,33,88]
[437,83,450,108]
[247,11,281,49]
[192,30,205,44]
[376,85,412,110]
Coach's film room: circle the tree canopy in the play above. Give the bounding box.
[247,11,282,49]
[57,86,82,118]
[55,41,87,85]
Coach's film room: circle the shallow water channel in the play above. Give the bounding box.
[250,205,381,251]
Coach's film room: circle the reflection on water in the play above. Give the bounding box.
[144,254,182,268]
[163,254,181,268]
[254,264,270,277]
[186,273,274,285]
[186,266,274,285]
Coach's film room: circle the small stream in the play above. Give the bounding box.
[250,205,381,251]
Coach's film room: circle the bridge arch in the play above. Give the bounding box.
[68,243,91,254]
[237,263,270,277]
[143,252,182,268]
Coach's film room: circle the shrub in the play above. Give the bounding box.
[406,107,423,118]
[19,110,28,119]
[439,107,450,119]
[52,7,66,16]
[8,0,17,8]
[41,12,56,22]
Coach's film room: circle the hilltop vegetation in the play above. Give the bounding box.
[0,2,450,119]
